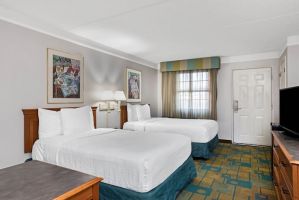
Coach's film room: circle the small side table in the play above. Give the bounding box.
[0,160,102,200]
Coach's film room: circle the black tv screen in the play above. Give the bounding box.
[280,86,299,136]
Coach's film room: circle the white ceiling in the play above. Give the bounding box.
[0,0,299,66]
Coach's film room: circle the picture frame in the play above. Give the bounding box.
[47,49,84,104]
[126,68,142,102]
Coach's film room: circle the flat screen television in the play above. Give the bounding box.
[280,86,299,137]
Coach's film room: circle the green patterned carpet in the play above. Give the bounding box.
[177,143,276,200]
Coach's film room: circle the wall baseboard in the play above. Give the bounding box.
[219,139,232,144]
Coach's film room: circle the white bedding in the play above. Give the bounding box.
[32,128,191,193]
[123,118,218,143]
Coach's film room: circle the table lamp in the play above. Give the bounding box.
[114,91,126,111]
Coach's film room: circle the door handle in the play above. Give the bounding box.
[233,100,241,112]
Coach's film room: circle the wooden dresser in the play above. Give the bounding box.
[0,160,102,200]
[272,131,299,200]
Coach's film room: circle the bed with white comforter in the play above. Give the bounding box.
[32,128,191,193]
[123,117,219,158]
[124,117,218,143]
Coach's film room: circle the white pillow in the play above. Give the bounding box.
[38,109,62,138]
[127,104,139,122]
[60,106,95,135]
[136,104,151,121]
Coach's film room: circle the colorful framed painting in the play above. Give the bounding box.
[47,49,84,104]
[126,68,141,102]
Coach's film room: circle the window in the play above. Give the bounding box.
[162,69,217,119]
[176,71,210,114]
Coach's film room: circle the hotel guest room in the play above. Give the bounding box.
[1,0,299,199]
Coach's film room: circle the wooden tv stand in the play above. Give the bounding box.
[272,131,299,200]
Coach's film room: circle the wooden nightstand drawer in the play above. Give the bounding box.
[55,178,100,200]
[68,187,93,200]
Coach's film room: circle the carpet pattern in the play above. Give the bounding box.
[177,143,276,200]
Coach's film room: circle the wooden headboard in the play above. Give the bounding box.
[120,104,150,129]
[22,107,97,153]
[120,105,128,129]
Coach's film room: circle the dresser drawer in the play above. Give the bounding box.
[273,162,280,185]
[273,139,281,164]
[275,186,282,200]
[273,146,280,168]
[274,169,292,200]
[273,171,282,200]
[279,150,293,193]
[280,184,292,200]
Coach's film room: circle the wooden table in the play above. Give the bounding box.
[0,160,102,200]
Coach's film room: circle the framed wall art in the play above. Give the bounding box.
[126,68,141,102]
[47,49,84,103]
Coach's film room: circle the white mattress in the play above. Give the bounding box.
[32,128,191,193]
[123,118,218,143]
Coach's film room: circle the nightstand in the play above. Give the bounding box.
[0,160,102,200]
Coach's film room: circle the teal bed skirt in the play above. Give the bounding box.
[191,134,219,159]
[99,156,196,200]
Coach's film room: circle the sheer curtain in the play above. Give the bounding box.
[162,69,218,120]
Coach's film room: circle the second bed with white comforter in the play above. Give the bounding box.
[32,128,191,193]
[123,117,219,158]
[124,117,219,143]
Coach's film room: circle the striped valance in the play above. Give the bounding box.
[160,57,220,72]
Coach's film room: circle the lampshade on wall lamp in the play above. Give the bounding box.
[114,91,126,111]
[98,90,114,111]
[114,91,126,101]
[98,90,126,111]
[98,90,126,128]
[99,90,114,101]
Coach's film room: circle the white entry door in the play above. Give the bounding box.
[233,68,272,146]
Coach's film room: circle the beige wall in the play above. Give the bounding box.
[0,20,158,169]
[278,45,299,89]
[217,59,280,140]
[287,45,299,87]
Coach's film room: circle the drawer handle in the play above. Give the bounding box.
[273,144,279,149]
[273,181,278,186]
[281,161,288,167]
[282,187,290,195]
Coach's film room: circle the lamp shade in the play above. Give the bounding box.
[99,90,114,101]
[114,91,126,101]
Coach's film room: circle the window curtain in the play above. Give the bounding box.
[162,69,218,120]
[162,71,177,117]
